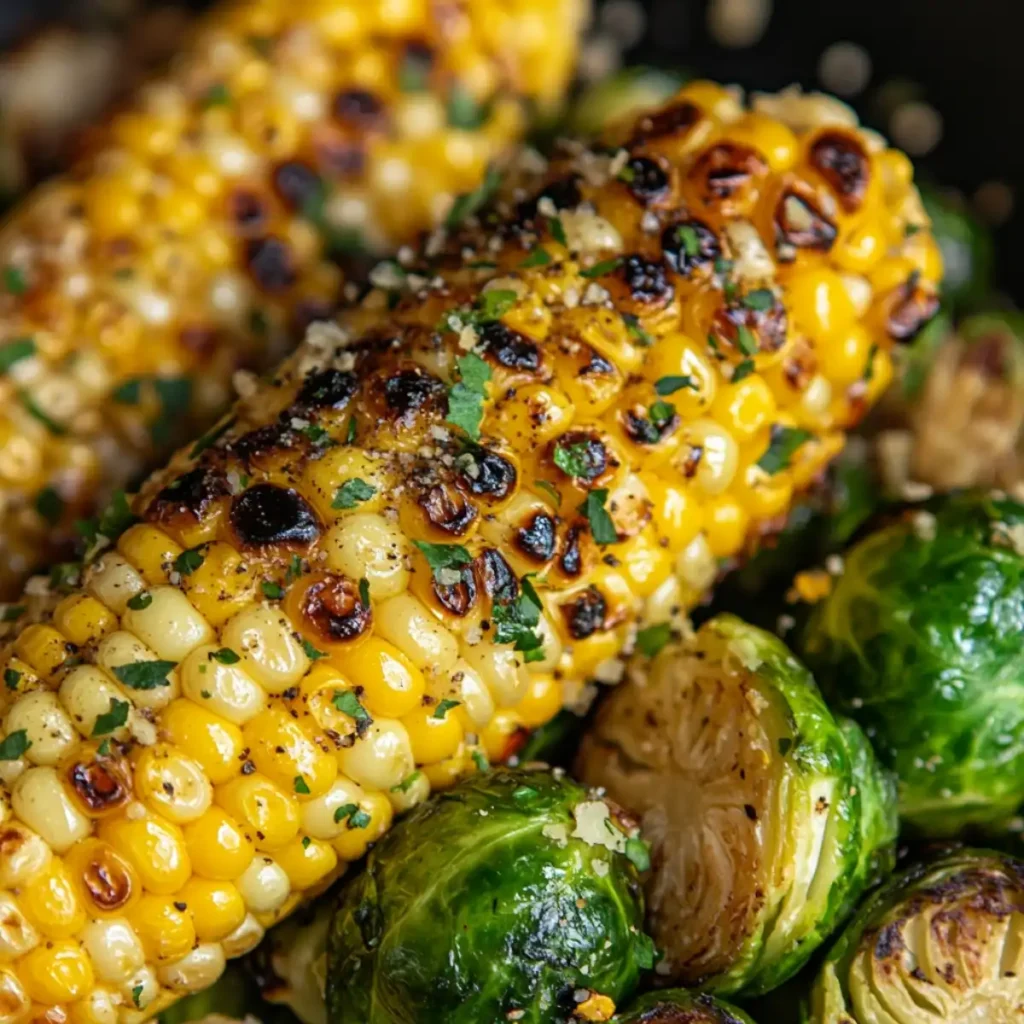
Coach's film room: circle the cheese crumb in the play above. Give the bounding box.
[571,800,627,853]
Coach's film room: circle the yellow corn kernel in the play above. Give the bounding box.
[175,878,247,942]
[734,463,795,522]
[704,495,751,559]
[220,914,264,959]
[63,838,140,920]
[182,806,255,881]
[180,645,267,725]
[160,698,244,785]
[99,814,191,895]
[11,766,91,853]
[302,447,391,522]
[16,860,86,939]
[68,984,119,1024]
[0,656,38,700]
[480,709,524,763]
[330,637,425,719]
[832,219,886,274]
[515,674,565,731]
[216,773,301,852]
[126,894,196,962]
[459,639,529,708]
[134,744,214,824]
[616,529,674,599]
[85,553,147,615]
[0,969,29,1024]
[59,665,133,742]
[52,594,117,648]
[785,266,858,340]
[373,594,459,675]
[220,605,310,694]
[19,939,94,1005]
[792,569,834,604]
[117,525,183,586]
[180,543,259,628]
[402,704,464,765]
[299,775,367,841]
[711,375,777,441]
[337,719,414,792]
[5,691,76,766]
[678,419,740,496]
[83,174,143,238]
[330,791,393,862]
[817,323,875,386]
[243,707,337,800]
[96,631,180,713]
[235,855,291,915]
[321,513,411,600]
[122,585,214,661]
[641,474,704,551]
[13,624,70,679]
[273,835,338,889]
[498,384,576,452]
[641,333,718,419]
[421,749,469,791]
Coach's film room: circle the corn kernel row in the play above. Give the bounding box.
[0,0,586,598]
[0,82,939,1024]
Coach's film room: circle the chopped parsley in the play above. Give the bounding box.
[302,836,311,849]
[635,622,672,658]
[519,247,552,269]
[262,580,284,600]
[302,639,327,661]
[445,164,502,230]
[391,771,422,794]
[294,775,311,795]
[863,344,878,383]
[625,836,652,872]
[648,400,675,428]
[333,690,371,723]
[173,547,205,576]
[578,488,618,545]
[4,668,21,691]
[92,698,130,737]
[49,562,81,592]
[76,490,136,559]
[579,256,623,279]
[553,440,596,479]
[332,478,377,510]
[1,605,25,622]
[677,224,701,258]
[35,487,64,525]
[654,375,696,396]
[112,378,142,404]
[0,337,36,374]
[731,359,756,383]
[202,83,232,107]
[446,84,488,130]
[492,574,545,663]
[286,555,304,582]
[344,416,358,445]
[741,288,775,311]
[358,578,370,607]
[126,592,152,611]
[19,390,66,434]
[548,216,568,247]
[334,803,371,829]
[0,729,30,761]
[414,541,472,582]
[735,325,759,356]
[622,312,653,346]
[3,266,27,295]
[758,426,814,475]
[472,749,490,772]
[211,648,240,665]
[432,698,461,720]
[533,479,562,508]
[112,661,176,690]
[131,985,144,1009]
[445,351,492,441]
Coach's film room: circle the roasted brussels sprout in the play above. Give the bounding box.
[576,615,896,998]
[565,66,688,137]
[798,490,1024,835]
[612,990,756,1023]
[806,849,1024,1022]
[920,185,994,311]
[325,768,651,1023]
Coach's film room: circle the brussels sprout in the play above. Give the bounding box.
[575,615,896,998]
[258,899,333,1024]
[920,185,994,311]
[512,708,590,768]
[798,490,1024,835]
[157,965,259,1024]
[326,768,651,1023]
[806,849,1024,1022]
[612,990,756,1023]
[564,67,688,138]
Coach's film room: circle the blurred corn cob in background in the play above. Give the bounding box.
[0,0,587,598]
[0,82,939,1023]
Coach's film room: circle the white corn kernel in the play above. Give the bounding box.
[73,986,119,1024]
[180,645,267,724]
[527,612,563,674]
[59,665,133,740]
[120,966,159,1011]
[4,690,77,765]
[236,856,291,913]
[97,631,180,711]
[387,769,430,814]
[459,640,529,708]
[322,513,411,600]
[682,419,739,496]
[157,943,226,992]
[0,892,39,959]
[0,822,51,887]
[300,775,367,841]
[676,533,719,594]
[11,766,90,852]
[122,585,214,661]
[337,719,414,792]
[374,594,458,674]
[450,659,495,728]
[220,914,265,958]
[84,554,147,615]
[221,605,309,694]
[81,919,145,984]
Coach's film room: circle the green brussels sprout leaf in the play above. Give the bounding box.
[612,990,756,1023]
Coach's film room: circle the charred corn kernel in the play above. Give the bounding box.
[215,773,300,852]
[19,940,94,1005]
[220,606,310,694]
[180,646,267,725]
[63,839,140,919]
[321,515,411,600]
[175,878,246,942]
[16,860,86,939]
[99,814,191,895]
[374,594,459,675]
[126,895,196,963]
[160,699,244,785]
[181,807,254,881]
[11,767,90,853]
[0,0,585,601]
[729,112,798,171]
[157,943,226,993]
[0,892,39,959]
[0,85,939,1024]
[52,595,117,648]
[5,691,76,765]
[273,835,338,889]
[133,745,213,824]
[117,526,182,587]
[235,856,291,914]
[243,707,337,799]
[0,823,51,888]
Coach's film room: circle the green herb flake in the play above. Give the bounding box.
[622,313,653,346]
[4,668,22,691]
[735,324,759,356]
[261,580,284,600]
[492,574,545,663]
[445,165,502,230]
[578,488,618,545]
[635,622,672,658]
[548,216,568,247]
[519,247,552,269]
[332,478,377,510]
[93,698,130,737]
[654,375,696,396]
[0,337,36,374]
[731,359,756,383]
[131,985,144,1010]
[3,266,27,295]
[1,605,24,622]
[358,578,370,607]
[112,378,142,404]
[344,416,358,445]
[677,224,701,258]
[286,555,304,582]
[625,836,652,872]
[432,699,461,720]
[533,479,562,508]
[126,591,152,611]
[391,770,422,794]
[741,288,775,311]
[211,648,240,665]
[758,426,814,475]
[863,343,878,383]
[0,729,30,761]
[302,639,327,661]
[471,749,490,772]
[334,803,371,829]
[414,541,472,582]
[98,739,112,756]
[19,390,66,435]
[398,49,431,92]
[203,82,232,108]
[301,836,312,849]
[294,775,311,795]
[579,256,623,279]
[113,661,175,690]
[174,548,205,577]
[49,562,81,592]
[446,83,488,130]
[553,441,596,479]
[35,487,64,525]
[445,351,492,441]
[648,400,675,427]
[333,690,371,723]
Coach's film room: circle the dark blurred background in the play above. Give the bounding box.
[2,0,1020,298]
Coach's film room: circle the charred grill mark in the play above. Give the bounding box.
[228,423,296,467]
[629,101,701,145]
[227,189,269,235]
[456,447,517,501]
[271,161,323,212]
[689,142,768,204]
[245,237,297,293]
[516,175,582,221]
[80,845,135,912]
[295,368,359,411]
[478,321,543,374]
[618,255,673,306]
[775,183,838,254]
[621,156,670,202]
[810,131,871,212]
[147,467,229,525]
[432,564,478,617]
[714,296,788,354]
[231,484,321,552]
[562,585,607,639]
[623,404,677,445]
[179,324,220,360]
[66,757,132,814]
[551,430,615,484]
[515,512,558,563]
[559,522,586,578]
[298,573,372,643]
[418,484,478,536]
[477,548,518,604]
[887,272,940,342]
[580,348,615,377]
[662,219,720,277]
[379,366,446,425]
[332,88,387,130]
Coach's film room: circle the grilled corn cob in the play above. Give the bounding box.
[0,82,939,1024]
[0,0,586,598]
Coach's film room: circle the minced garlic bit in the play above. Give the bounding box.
[572,800,627,853]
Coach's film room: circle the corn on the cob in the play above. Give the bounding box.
[0,82,940,1024]
[0,0,586,599]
